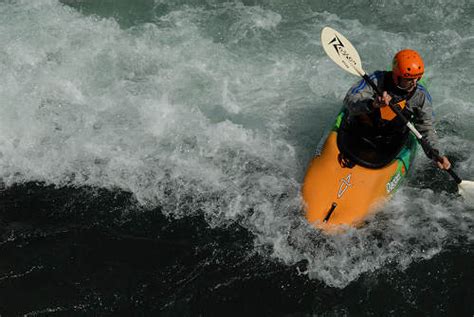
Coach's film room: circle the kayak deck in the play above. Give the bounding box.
[302,131,413,229]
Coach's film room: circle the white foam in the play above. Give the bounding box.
[0,0,472,288]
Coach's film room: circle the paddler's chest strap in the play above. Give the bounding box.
[371,72,416,130]
[374,98,414,132]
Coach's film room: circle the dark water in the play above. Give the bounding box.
[1,0,473,315]
[0,183,472,315]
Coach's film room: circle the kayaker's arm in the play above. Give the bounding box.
[412,89,452,169]
[372,91,392,108]
[412,89,441,158]
[343,71,384,116]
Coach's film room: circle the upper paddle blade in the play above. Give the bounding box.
[321,27,364,76]
[459,180,474,205]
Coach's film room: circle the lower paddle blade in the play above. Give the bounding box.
[459,180,474,205]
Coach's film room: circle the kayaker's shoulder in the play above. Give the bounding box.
[414,83,433,103]
[367,70,386,81]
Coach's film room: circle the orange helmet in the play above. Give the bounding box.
[392,49,424,84]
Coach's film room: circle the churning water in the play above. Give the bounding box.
[0,0,473,315]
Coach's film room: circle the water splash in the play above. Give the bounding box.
[0,0,472,288]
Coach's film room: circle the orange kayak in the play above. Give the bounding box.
[302,111,417,231]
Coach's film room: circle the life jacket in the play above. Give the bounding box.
[368,72,416,138]
[338,72,422,168]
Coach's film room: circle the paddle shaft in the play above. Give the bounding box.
[361,74,462,184]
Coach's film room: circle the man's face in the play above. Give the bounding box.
[397,77,419,92]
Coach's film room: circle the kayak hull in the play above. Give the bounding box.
[302,114,417,230]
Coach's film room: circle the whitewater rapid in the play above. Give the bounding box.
[0,0,473,287]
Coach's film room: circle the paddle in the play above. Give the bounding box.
[320,26,474,204]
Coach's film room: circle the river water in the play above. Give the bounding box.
[0,0,473,315]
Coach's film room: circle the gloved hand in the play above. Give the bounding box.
[437,156,451,170]
[372,91,392,108]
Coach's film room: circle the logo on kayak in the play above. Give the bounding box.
[337,174,352,198]
[386,172,402,193]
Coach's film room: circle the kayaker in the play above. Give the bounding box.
[342,49,451,170]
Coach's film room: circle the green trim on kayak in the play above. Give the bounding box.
[397,134,418,172]
[387,134,418,194]
[418,77,429,91]
[333,110,345,130]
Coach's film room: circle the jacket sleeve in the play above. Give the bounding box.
[343,72,381,117]
[413,89,441,158]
